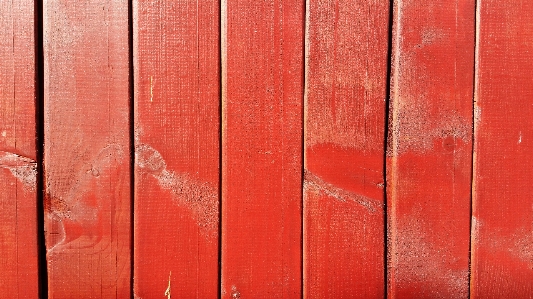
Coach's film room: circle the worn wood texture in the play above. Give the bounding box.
[221,0,304,297]
[43,1,130,297]
[133,0,220,297]
[0,1,39,297]
[303,0,389,297]
[471,1,533,297]
[388,1,475,298]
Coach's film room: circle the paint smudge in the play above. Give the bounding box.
[135,143,218,239]
[304,170,381,213]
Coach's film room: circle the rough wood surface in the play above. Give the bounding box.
[43,1,131,297]
[388,1,475,297]
[471,1,533,297]
[0,1,39,297]
[133,0,220,297]
[303,0,389,297]
[221,0,304,297]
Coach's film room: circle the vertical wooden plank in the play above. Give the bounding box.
[221,0,304,297]
[0,1,39,297]
[388,1,475,298]
[133,0,220,297]
[471,1,533,297]
[303,0,389,297]
[43,1,130,297]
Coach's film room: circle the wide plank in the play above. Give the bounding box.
[388,1,475,297]
[471,1,533,297]
[133,0,220,297]
[43,1,131,297]
[221,0,304,297]
[303,0,389,297]
[0,1,39,297]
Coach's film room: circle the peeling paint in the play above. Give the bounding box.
[231,286,241,299]
[303,170,381,213]
[164,271,171,299]
[0,151,37,190]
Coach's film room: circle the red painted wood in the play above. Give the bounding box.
[303,0,389,297]
[388,1,475,298]
[133,0,220,297]
[221,0,304,297]
[43,1,130,297]
[471,1,533,297]
[0,1,39,297]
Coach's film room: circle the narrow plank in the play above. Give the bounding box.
[0,1,39,297]
[43,1,130,297]
[221,0,304,297]
[303,0,389,297]
[133,0,220,297]
[471,1,533,297]
[388,0,475,297]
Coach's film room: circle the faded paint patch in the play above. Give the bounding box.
[420,28,445,46]
[512,231,533,266]
[135,143,218,239]
[45,144,126,253]
[392,214,469,298]
[474,105,481,126]
[0,150,37,191]
[475,217,533,267]
[388,100,471,156]
[303,170,381,213]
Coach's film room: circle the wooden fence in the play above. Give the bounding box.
[1,0,532,298]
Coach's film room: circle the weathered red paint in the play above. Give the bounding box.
[0,1,39,297]
[303,0,389,297]
[388,0,475,298]
[133,0,220,297]
[471,1,533,297]
[221,0,304,297]
[43,1,131,297]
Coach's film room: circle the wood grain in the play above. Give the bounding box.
[133,0,220,297]
[221,0,304,297]
[43,1,130,297]
[0,1,39,297]
[471,1,533,297]
[303,0,389,297]
[388,0,475,298]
